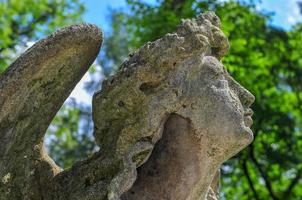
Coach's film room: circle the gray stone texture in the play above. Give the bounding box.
[0,12,254,200]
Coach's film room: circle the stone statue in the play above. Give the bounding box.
[0,12,254,200]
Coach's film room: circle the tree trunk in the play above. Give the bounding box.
[0,12,254,200]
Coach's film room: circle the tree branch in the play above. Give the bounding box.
[241,158,261,200]
[0,2,57,54]
[282,169,301,198]
[249,145,280,200]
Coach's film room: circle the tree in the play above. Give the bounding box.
[0,0,84,72]
[99,11,132,76]
[298,1,302,14]
[46,100,97,168]
[104,0,302,199]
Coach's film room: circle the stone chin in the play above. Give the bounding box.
[228,103,254,155]
[241,122,254,145]
[228,116,254,158]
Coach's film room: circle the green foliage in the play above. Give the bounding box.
[100,11,132,76]
[46,100,97,168]
[0,0,84,72]
[106,0,302,199]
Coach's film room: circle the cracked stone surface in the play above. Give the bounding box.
[0,12,254,200]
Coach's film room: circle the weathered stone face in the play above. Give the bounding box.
[93,11,255,200]
[178,55,255,162]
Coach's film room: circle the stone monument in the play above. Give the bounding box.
[0,12,254,200]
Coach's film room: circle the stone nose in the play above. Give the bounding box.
[226,75,255,108]
[239,87,255,108]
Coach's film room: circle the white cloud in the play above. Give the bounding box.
[286,0,302,25]
[254,0,302,29]
[69,62,104,105]
[69,71,92,104]
[287,16,297,24]
[26,41,35,48]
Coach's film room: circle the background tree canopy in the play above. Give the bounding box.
[1,0,301,199]
[0,0,84,71]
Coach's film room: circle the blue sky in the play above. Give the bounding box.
[81,0,302,31]
[81,0,128,32]
[258,0,302,29]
